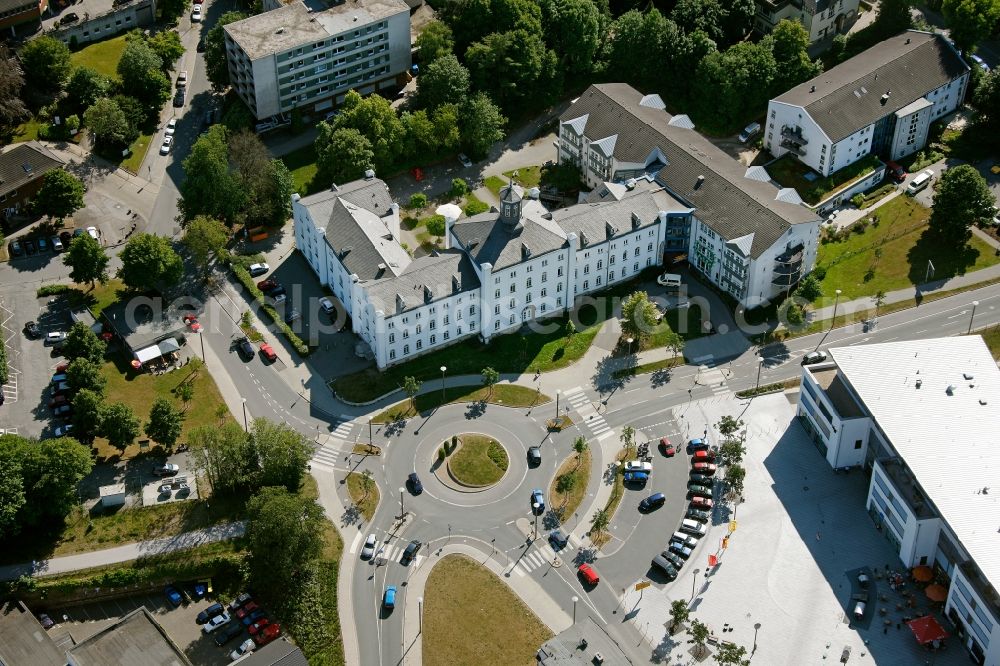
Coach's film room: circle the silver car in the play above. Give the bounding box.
[361,534,377,560]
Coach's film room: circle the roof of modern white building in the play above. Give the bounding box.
[561,84,818,259]
[364,249,481,314]
[828,336,1000,590]
[224,0,409,60]
[773,30,969,142]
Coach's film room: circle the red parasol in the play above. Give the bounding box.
[907,615,948,645]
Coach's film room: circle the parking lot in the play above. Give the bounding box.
[42,587,262,666]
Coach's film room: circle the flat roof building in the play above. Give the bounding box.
[799,336,1000,665]
[223,0,411,120]
[66,606,191,666]
[100,298,190,362]
[0,601,64,666]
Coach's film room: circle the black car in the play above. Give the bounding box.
[266,284,286,297]
[24,239,37,255]
[686,508,711,523]
[73,228,85,238]
[237,337,254,359]
[173,89,185,107]
[401,540,421,565]
[197,39,206,52]
[60,231,73,247]
[527,446,541,466]
[196,602,225,624]
[59,12,79,24]
[638,492,666,512]
[407,472,422,495]
[23,321,41,339]
[8,240,23,256]
[283,308,301,324]
[213,620,243,646]
[651,555,678,581]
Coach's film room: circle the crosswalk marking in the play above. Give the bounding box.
[347,537,426,567]
[310,443,341,473]
[564,386,614,440]
[331,416,354,439]
[510,533,583,576]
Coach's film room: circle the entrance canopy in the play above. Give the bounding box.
[908,615,949,645]
[158,337,181,355]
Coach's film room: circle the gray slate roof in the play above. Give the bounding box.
[452,202,567,270]
[364,249,480,314]
[773,30,969,143]
[553,187,687,246]
[561,84,818,258]
[0,141,66,199]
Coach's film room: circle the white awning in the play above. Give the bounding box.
[158,338,181,355]
[134,345,161,363]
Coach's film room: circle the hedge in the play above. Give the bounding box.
[37,284,75,297]
[0,334,7,385]
[232,265,311,356]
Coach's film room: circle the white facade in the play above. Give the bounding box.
[224,0,411,120]
[755,0,859,44]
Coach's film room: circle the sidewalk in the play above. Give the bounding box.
[0,522,245,582]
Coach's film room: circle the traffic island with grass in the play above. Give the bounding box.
[423,554,553,666]
[371,384,549,423]
[446,435,509,488]
[549,449,592,525]
[346,472,380,521]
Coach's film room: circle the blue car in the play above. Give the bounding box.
[624,471,649,484]
[241,608,266,626]
[383,585,397,610]
[686,438,709,453]
[530,489,545,516]
[164,586,182,607]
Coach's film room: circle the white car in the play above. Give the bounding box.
[656,272,682,288]
[54,424,74,437]
[191,4,202,20]
[361,534,377,560]
[319,297,335,315]
[160,136,173,155]
[458,153,472,168]
[165,118,177,135]
[624,460,652,474]
[230,638,255,661]
[202,611,231,633]
[248,263,270,277]
[86,226,99,241]
[44,331,67,346]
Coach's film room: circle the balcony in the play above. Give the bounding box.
[781,126,808,145]
[779,139,807,156]
[879,458,936,520]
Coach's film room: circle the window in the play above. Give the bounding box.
[541,288,547,297]
[557,283,563,292]
[470,321,476,330]
[403,330,409,339]
[634,262,639,272]
[526,278,532,288]
[444,331,450,340]
[526,265,533,272]
[429,320,436,330]
[495,305,501,314]
[854,440,862,449]
[509,298,516,308]
[444,315,450,325]
[403,344,409,354]
[470,305,476,315]
[634,247,640,257]
[495,320,501,330]
[557,267,563,277]
[541,273,547,283]
[457,311,462,320]
[510,284,516,293]
[416,340,423,350]
[583,280,589,290]
[495,276,501,284]
[597,260,603,269]
[416,312,421,319]
[526,293,532,303]
[416,324,422,334]
[430,334,436,344]
[390,349,396,360]
[557,297,563,306]
[609,256,615,265]
[495,289,500,298]
[596,276,602,285]
[584,265,590,274]
[541,304,547,312]
[509,315,515,324]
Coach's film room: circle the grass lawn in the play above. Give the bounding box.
[643,305,706,350]
[448,434,508,486]
[613,356,683,380]
[346,472,379,521]
[70,35,128,79]
[13,116,45,143]
[121,131,154,174]
[814,196,1000,304]
[485,164,583,199]
[40,279,127,316]
[371,384,549,423]
[281,144,320,195]
[423,554,552,666]
[549,448,591,522]
[768,153,882,205]
[977,326,1000,359]
[95,356,235,460]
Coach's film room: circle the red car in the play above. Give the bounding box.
[55,361,69,373]
[692,450,716,463]
[659,437,675,457]
[248,618,271,636]
[410,167,424,181]
[690,497,714,509]
[253,623,281,647]
[235,600,259,620]
[257,279,277,291]
[259,343,277,362]
[49,394,68,408]
[577,563,600,586]
[692,462,717,475]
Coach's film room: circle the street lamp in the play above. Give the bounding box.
[690,568,701,602]
[241,398,248,432]
[753,622,761,655]
[571,595,579,625]
[755,358,764,391]
[398,487,406,519]
[418,597,424,634]
[627,337,634,355]
[969,301,979,334]
[198,329,206,363]
[830,289,842,330]
[440,365,447,402]
[555,390,560,419]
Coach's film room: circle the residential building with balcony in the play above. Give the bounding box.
[754,0,859,44]
[558,83,821,310]
[798,336,1000,666]
[766,30,969,177]
[223,0,411,120]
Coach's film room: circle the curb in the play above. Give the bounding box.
[332,385,402,406]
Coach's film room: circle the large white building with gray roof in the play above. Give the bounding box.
[559,83,822,309]
[799,336,1000,666]
[223,0,411,120]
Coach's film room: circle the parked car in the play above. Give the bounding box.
[37,237,49,253]
[269,291,287,305]
[458,153,473,168]
[686,438,709,453]
[671,533,699,549]
[197,602,226,624]
[197,39,206,53]
[248,618,271,636]
[266,284,287,298]
[668,541,693,560]
[73,228,85,238]
[55,361,69,373]
[692,462,717,475]
[530,488,545,515]
[257,279,278,291]
[283,308,301,324]
[240,608,265,626]
[235,601,259,620]
[49,394,68,408]
[801,350,828,366]
[383,585,397,610]
[191,4,202,21]
[213,618,244,645]
[53,424,74,437]
[688,483,713,497]
[59,12,79,25]
[361,533,377,560]
[886,160,907,183]
[686,508,711,523]
[252,622,281,647]
[51,373,68,384]
[53,404,72,417]
[408,472,423,495]
[259,343,277,362]
[173,89,186,107]
[230,638,255,661]
[164,586,183,607]
[24,239,36,254]
[165,118,177,135]
[51,236,63,252]
[153,463,180,476]
[38,613,55,629]
[658,437,675,457]
[9,240,23,256]
[623,471,648,485]
[639,492,666,512]
[160,136,173,155]
[651,555,678,580]
[237,337,254,359]
[228,593,253,612]
[577,563,600,586]
[527,446,542,466]
[86,226,99,241]
[176,71,188,88]
[401,540,421,565]
[690,496,714,509]
[23,321,41,338]
[689,473,712,485]
[203,612,232,633]
[319,297,336,315]
[853,601,867,620]
[738,121,761,143]
[548,529,569,550]
[248,263,270,277]
[969,54,990,72]
[662,551,685,570]
[692,450,716,463]
[60,231,73,246]
[624,461,652,473]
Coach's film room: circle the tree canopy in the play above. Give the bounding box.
[101,402,141,450]
[36,170,85,222]
[316,125,375,185]
[0,46,28,136]
[539,0,603,76]
[247,418,314,492]
[466,29,560,113]
[460,93,507,159]
[942,0,1000,53]
[416,54,470,110]
[228,131,294,227]
[930,164,997,249]
[415,20,454,64]
[71,389,105,444]
[66,67,112,116]
[19,36,71,93]
[63,321,107,365]
[180,126,244,224]
[63,234,110,288]
[620,291,660,342]
[117,38,170,107]
[145,397,184,448]
[66,357,107,396]
[84,98,132,148]
[118,233,184,293]
[333,90,405,172]
[182,216,229,276]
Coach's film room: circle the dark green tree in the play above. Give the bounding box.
[182,215,229,276]
[315,125,375,185]
[444,0,543,54]
[0,46,29,136]
[189,422,254,494]
[620,291,659,343]
[205,12,249,91]
[180,126,244,224]
[84,98,132,149]
[0,440,25,537]
[2,434,92,531]
[432,104,462,152]
[795,273,823,302]
[147,30,185,68]
[228,130,293,227]
[401,109,438,160]
[671,0,753,47]
[416,54,470,110]
[63,234,110,288]
[111,94,147,139]
[460,93,507,159]
[117,38,169,106]
[101,402,141,451]
[604,10,683,93]
[65,67,112,116]
[415,20,454,63]
[145,397,183,448]
[247,418,314,491]
[71,389,105,444]
[481,366,499,398]
[333,90,405,172]
[873,0,913,38]
[767,19,821,95]
[693,41,776,131]
[974,68,1000,133]
[19,36,71,93]
[539,0,602,76]
[118,233,184,293]
[930,164,997,249]
[35,170,85,222]
[942,0,1000,53]
[67,357,107,396]
[465,30,560,112]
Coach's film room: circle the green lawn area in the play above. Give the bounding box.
[12,116,45,143]
[346,472,379,521]
[978,327,1000,359]
[371,384,549,423]
[424,554,552,666]
[121,131,154,174]
[643,305,706,350]
[768,153,882,205]
[448,435,508,486]
[591,445,632,549]
[70,35,127,79]
[281,144,320,195]
[485,164,583,198]
[814,196,1000,304]
[549,448,591,521]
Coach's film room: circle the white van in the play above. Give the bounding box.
[906,170,934,195]
[671,532,699,549]
[738,122,761,143]
[657,272,682,289]
[680,518,707,537]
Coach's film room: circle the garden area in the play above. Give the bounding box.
[400,179,490,256]
[767,153,882,205]
[447,435,508,486]
[423,554,552,666]
[372,384,548,423]
[549,445,592,523]
[813,196,1000,305]
[346,471,379,521]
[483,163,585,199]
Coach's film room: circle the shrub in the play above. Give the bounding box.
[408,193,428,209]
[850,193,864,208]
[0,332,7,384]
[463,198,489,216]
[486,440,508,470]
[812,265,827,280]
[425,214,446,236]
[37,284,75,297]
[232,265,310,356]
[450,178,469,197]
[438,447,446,462]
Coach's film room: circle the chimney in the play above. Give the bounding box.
[377,263,386,278]
[395,293,406,313]
[880,92,890,106]
[364,169,375,180]
[694,175,705,190]
[423,285,433,303]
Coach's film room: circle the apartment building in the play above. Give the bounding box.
[0,141,66,220]
[766,30,969,177]
[223,0,411,120]
[755,0,860,44]
[558,84,821,310]
[799,337,1000,666]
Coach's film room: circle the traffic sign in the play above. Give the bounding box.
[635,580,651,591]
[729,520,737,533]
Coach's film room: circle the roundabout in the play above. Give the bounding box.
[443,433,510,490]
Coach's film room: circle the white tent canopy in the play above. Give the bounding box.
[134,345,161,364]
[435,203,463,222]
